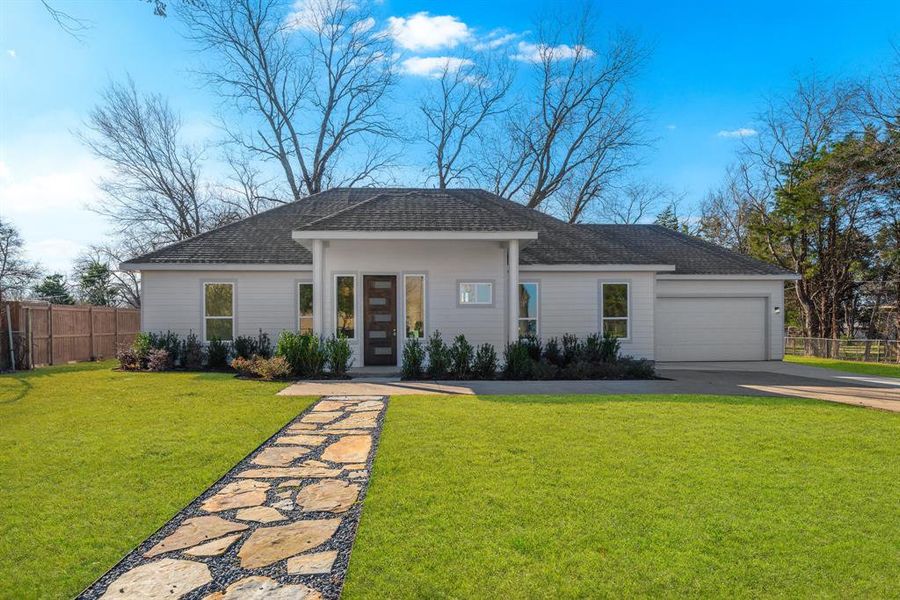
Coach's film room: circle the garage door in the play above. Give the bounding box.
[655,297,767,361]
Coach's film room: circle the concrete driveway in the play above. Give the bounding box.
[279,361,900,412]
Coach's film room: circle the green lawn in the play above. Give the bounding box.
[0,362,312,599]
[786,355,900,378]
[345,394,900,599]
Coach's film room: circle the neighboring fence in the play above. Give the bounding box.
[784,336,900,363]
[0,301,141,370]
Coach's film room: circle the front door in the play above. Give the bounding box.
[363,275,397,366]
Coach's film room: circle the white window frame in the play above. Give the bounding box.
[296,280,313,334]
[403,273,427,340]
[458,281,494,306]
[334,273,357,340]
[518,281,540,338]
[599,281,631,341]
[203,281,235,342]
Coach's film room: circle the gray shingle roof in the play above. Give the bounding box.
[577,224,793,275]
[125,188,793,275]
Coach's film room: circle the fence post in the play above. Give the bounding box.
[89,306,94,361]
[114,307,119,349]
[48,303,53,366]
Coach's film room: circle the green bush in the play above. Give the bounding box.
[472,343,498,379]
[182,331,204,369]
[275,331,303,374]
[599,331,621,363]
[449,334,474,379]
[275,331,326,377]
[233,335,259,360]
[532,359,559,380]
[582,333,603,364]
[206,337,231,370]
[132,332,152,368]
[256,330,273,359]
[426,331,450,379]
[520,335,543,361]
[503,340,533,379]
[543,337,562,367]
[401,338,426,379]
[325,335,352,377]
[561,333,582,366]
[148,331,180,366]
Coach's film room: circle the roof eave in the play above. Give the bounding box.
[656,273,801,280]
[291,229,539,247]
[120,262,312,271]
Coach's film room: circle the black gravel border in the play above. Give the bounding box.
[78,395,389,600]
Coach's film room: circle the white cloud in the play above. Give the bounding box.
[401,56,472,78]
[28,239,87,273]
[6,49,15,59]
[387,13,471,51]
[512,41,594,63]
[0,157,105,216]
[716,128,758,138]
[352,16,376,34]
[0,160,9,179]
[472,30,520,51]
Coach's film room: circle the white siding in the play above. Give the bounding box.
[523,271,656,359]
[655,278,785,360]
[141,270,312,341]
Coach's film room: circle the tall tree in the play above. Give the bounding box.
[419,54,512,188]
[75,259,119,306]
[698,164,756,253]
[0,218,41,303]
[484,4,646,222]
[80,78,215,243]
[79,243,143,308]
[181,0,396,198]
[33,274,75,305]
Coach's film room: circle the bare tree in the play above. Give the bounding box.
[214,151,284,220]
[181,0,396,199]
[0,218,42,303]
[78,242,145,308]
[485,5,646,221]
[79,78,214,243]
[419,54,513,188]
[589,181,665,224]
[698,163,756,253]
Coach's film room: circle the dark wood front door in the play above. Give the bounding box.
[363,275,397,366]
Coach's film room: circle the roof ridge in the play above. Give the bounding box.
[644,224,790,273]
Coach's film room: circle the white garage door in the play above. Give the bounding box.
[655,297,767,361]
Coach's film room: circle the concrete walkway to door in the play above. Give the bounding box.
[279,361,900,413]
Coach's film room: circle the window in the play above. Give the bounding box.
[405,274,425,339]
[601,282,629,338]
[459,282,492,305]
[335,275,355,338]
[204,282,234,341]
[518,282,539,338]
[298,282,313,334]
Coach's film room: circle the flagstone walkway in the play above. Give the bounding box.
[80,395,389,600]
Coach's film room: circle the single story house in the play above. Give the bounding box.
[122,188,799,366]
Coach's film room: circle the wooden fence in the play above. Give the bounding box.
[0,301,141,370]
[784,336,900,363]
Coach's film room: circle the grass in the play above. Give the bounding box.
[345,394,900,599]
[786,355,900,378]
[0,361,313,599]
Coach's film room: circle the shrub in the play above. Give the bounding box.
[449,334,474,379]
[425,331,450,379]
[472,343,498,379]
[146,349,171,372]
[148,331,180,366]
[231,356,254,377]
[276,331,326,377]
[256,330,273,359]
[582,333,603,364]
[532,359,559,380]
[325,335,352,378]
[543,337,562,367]
[182,331,204,370]
[116,344,140,371]
[599,331,621,363]
[233,335,259,360]
[618,356,656,379]
[255,356,292,380]
[401,338,426,379]
[503,340,533,379]
[206,337,231,370]
[132,332,152,368]
[561,333,582,367]
[276,331,304,375]
[520,335,543,362]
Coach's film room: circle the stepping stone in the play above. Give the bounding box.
[343,463,367,470]
[286,550,338,575]
[184,533,242,557]
[347,471,368,480]
[277,479,304,488]
[203,575,322,600]
[321,435,372,463]
[348,400,384,412]
[275,434,326,446]
[312,400,348,411]
[236,465,342,479]
[301,411,343,424]
[318,427,371,435]
[145,516,248,557]
[329,411,379,429]
[327,395,383,401]
[302,459,332,469]
[251,446,310,467]
[235,506,285,523]
[237,519,341,568]
[271,498,294,511]
[295,479,359,513]
[275,490,292,499]
[285,423,319,431]
[201,480,269,512]
[100,558,211,599]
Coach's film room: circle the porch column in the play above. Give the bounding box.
[312,239,325,337]
[507,239,519,343]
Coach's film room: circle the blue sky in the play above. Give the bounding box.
[1,0,897,273]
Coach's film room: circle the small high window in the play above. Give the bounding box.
[204,282,234,341]
[405,274,426,339]
[459,282,492,305]
[518,282,539,338]
[298,282,313,334]
[601,282,629,338]
[336,275,356,338]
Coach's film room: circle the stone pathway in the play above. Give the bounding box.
[80,395,389,600]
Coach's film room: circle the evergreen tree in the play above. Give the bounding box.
[33,274,75,304]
